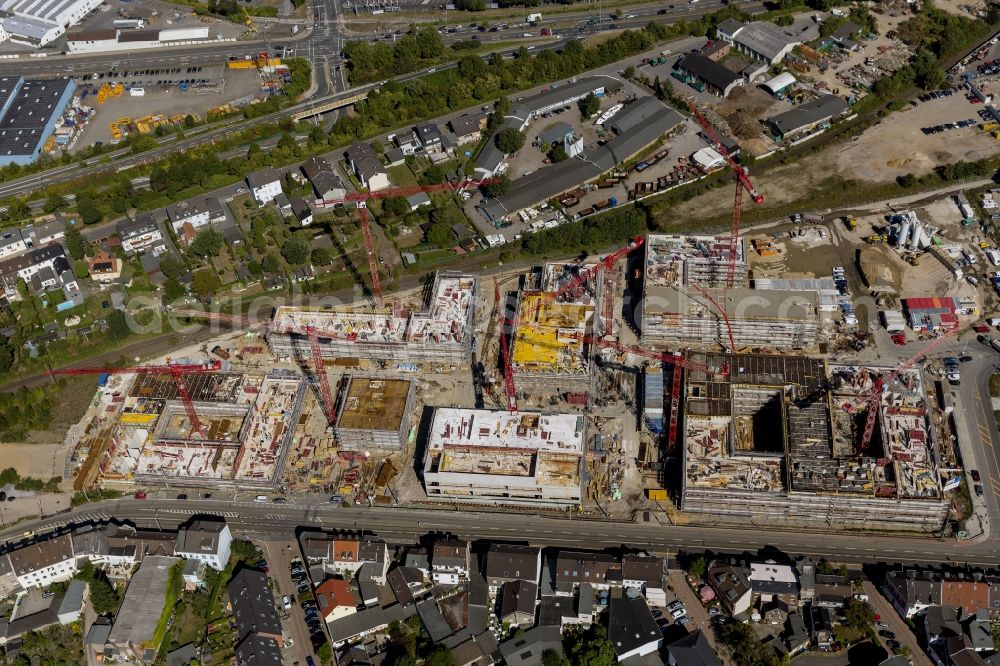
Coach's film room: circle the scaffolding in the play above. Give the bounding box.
[333,376,416,452]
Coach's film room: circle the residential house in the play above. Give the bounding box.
[274,192,293,218]
[499,579,537,628]
[301,156,347,201]
[118,213,165,255]
[554,551,621,594]
[485,544,541,591]
[622,554,666,596]
[749,561,799,605]
[320,537,390,583]
[328,606,389,648]
[607,595,661,662]
[432,539,470,585]
[0,588,62,646]
[449,632,499,666]
[221,222,244,248]
[23,219,66,247]
[0,244,70,301]
[964,609,993,653]
[166,197,210,233]
[807,604,833,650]
[666,630,723,666]
[55,579,86,624]
[407,191,432,211]
[106,556,182,663]
[925,605,963,647]
[182,559,206,590]
[0,556,21,600]
[290,196,314,226]
[88,250,121,283]
[706,562,752,616]
[796,558,816,605]
[345,143,389,191]
[315,578,358,623]
[228,568,284,666]
[498,626,564,666]
[931,635,985,666]
[247,167,284,205]
[884,570,942,618]
[387,565,431,607]
[941,577,991,617]
[782,612,810,656]
[204,196,227,224]
[449,114,485,146]
[814,574,852,609]
[537,586,594,629]
[405,549,431,579]
[416,123,444,154]
[0,228,27,259]
[174,519,232,571]
[7,533,78,589]
[394,130,420,156]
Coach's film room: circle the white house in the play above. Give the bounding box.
[118,214,164,255]
[174,519,232,571]
[7,534,78,590]
[166,198,211,233]
[0,244,70,301]
[56,579,87,624]
[0,228,27,259]
[431,539,469,585]
[345,143,389,191]
[246,168,284,206]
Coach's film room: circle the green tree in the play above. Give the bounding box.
[64,224,89,260]
[163,278,186,302]
[420,164,447,185]
[564,624,614,666]
[384,196,409,217]
[717,621,780,666]
[424,649,456,666]
[75,560,120,615]
[262,252,281,274]
[427,223,453,247]
[191,269,221,298]
[551,145,568,162]
[311,247,332,266]
[687,555,707,579]
[579,92,600,118]
[623,64,636,80]
[189,228,225,258]
[184,114,197,128]
[542,648,569,666]
[843,597,874,631]
[496,127,525,154]
[76,197,102,225]
[281,235,310,265]
[482,174,510,198]
[106,309,130,343]
[158,254,186,281]
[72,260,89,280]
[0,335,14,373]
[42,193,65,213]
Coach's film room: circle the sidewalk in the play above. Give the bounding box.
[945,385,991,541]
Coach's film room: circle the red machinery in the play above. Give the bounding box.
[692,283,736,352]
[321,178,500,309]
[688,103,763,288]
[493,275,518,414]
[843,331,956,452]
[53,360,222,436]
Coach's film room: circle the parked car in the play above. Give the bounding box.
[879,630,896,639]
[283,595,291,609]
[176,493,188,500]
[876,622,890,629]
[975,484,984,496]
[971,469,981,482]
[134,491,147,499]
[886,640,901,649]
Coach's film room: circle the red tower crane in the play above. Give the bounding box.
[172,309,346,426]
[844,331,957,453]
[543,236,645,305]
[53,360,222,436]
[688,103,763,288]
[493,275,518,414]
[692,284,736,352]
[321,178,500,309]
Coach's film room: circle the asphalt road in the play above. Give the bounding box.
[6,497,1000,567]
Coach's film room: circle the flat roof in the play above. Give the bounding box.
[272,273,475,346]
[427,408,584,454]
[336,377,412,431]
[0,78,71,158]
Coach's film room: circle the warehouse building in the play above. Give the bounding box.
[333,376,416,452]
[716,19,800,65]
[765,95,849,141]
[0,0,103,46]
[679,353,948,530]
[269,272,478,364]
[0,77,75,165]
[422,408,586,507]
[479,97,683,221]
[508,262,602,395]
[760,72,796,97]
[65,26,210,53]
[639,234,819,350]
[675,55,744,98]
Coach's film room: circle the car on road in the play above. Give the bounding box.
[971,469,981,482]
[272,497,288,504]
[134,491,146,499]
[944,356,959,366]
[176,493,187,500]
[975,484,984,496]
[960,355,974,362]
[879,630,896,639]
[876,622,889,629]
[886,640,901,649]
[282,595,291,609]
[891,333,907,345]
[254,495,268,503]
[974,324,990,333]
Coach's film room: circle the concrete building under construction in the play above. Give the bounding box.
[333,376,416,452]
[422,408,586,507]
[90,369,306,490]
[639,234,819,350]
[268,272,478,364]
[509,262,602,394]
[679,353,948,530]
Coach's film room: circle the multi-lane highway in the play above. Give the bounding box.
[4,496,998,567]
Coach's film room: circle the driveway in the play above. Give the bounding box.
[263,540,316,666]
[863,579,931,666]
[666,569,731,663]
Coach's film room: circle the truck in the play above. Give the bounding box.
[112,18,145,29]
[540,28,551,36]
[844,215,857,231]
[527,13,542,24]
[593,197,618,210]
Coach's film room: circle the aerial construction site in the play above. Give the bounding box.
[61,219,974,531]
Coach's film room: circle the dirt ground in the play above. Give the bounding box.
[73,67,270,148]
[0,443,67,480]
[837,96,1000,182]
